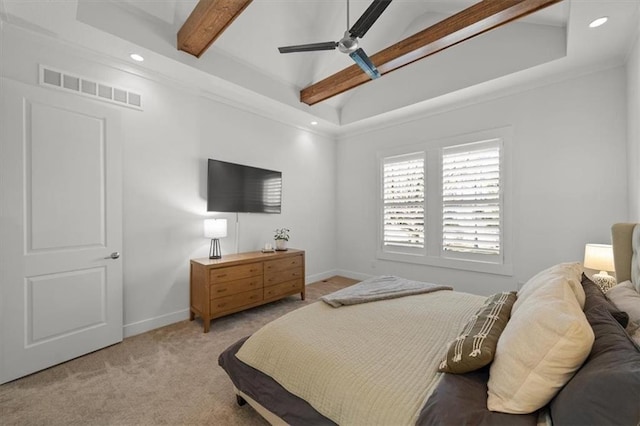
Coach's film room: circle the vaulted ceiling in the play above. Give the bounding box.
[178,0,564,106]
[1,0,638,134]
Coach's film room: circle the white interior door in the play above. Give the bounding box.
[0,78,123,384]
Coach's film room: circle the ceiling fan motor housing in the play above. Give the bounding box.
[338,32,359,54]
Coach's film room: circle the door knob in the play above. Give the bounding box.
[105,252,120,259]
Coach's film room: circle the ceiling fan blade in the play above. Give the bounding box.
[278,41,338,54]
[349,48,380,80]
[348,0,392,39]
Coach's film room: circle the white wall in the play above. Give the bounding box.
[336,67,629,295]
[2,20,635,338]
[1,25,337,336]
[627,25,640,222]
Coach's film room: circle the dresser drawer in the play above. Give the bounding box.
[264,255,303,274]
[264,279,303,300]
[210,276,263,299]
[210,288,263,313]
[209,263,262,284]
[264,267,303,287]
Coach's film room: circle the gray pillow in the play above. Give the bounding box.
[581,274,629,328]
[606,280,640,336]
[549,305,640,425]
[417,366,537,426]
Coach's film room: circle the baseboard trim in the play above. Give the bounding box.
[123,308,191,338]
[123,270,363,337]
[333,269,373,281]
[305,270,341,284]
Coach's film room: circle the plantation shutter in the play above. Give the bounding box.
[442,141,501,256]
[382,153,425,248]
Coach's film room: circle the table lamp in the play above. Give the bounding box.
[583,243,616,291]
[204,218,227,259]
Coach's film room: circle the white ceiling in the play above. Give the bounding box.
[1,0,639,134]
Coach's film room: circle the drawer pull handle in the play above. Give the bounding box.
[217,288,227,293]
[218,303,227,308]
[217,274,227,278]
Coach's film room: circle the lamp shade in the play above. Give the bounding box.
[204,219,227,239]
[583,243,614,272]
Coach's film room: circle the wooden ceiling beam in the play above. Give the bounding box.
[300,0,563,106]
[178,0,253,58]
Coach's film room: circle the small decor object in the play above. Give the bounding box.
[262,242,275,253]
[274,228,290,251]
[204,218,227,259]
[583,243,616,292]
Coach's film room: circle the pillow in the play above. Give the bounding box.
[513,262,584,314]
[439,292,517,374]
[487,280,594,414]
[418,366,538,426]
[582,274,629,328]
[606,280,640,337]
[549,305,640,425]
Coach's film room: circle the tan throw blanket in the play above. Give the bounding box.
[320,275,452,307]
[236,290,485,425]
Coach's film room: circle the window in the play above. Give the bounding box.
[378,129,510,275]
[442,141,501,259]
[382,153,425,251]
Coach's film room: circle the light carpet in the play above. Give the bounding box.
[0,276,357,426]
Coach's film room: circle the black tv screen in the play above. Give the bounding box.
[207,159,282,213]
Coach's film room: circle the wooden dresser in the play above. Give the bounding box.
[189,249,305,332]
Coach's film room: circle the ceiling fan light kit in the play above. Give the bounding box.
[277,0,391,80]
[349,48,380,79]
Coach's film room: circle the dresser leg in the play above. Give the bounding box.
[189,310,195,321]
[300,290,305,301]
[203,318,211,333]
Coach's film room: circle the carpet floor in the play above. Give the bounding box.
[0,276,358,425]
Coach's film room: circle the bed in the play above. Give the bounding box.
[219,224,640,425]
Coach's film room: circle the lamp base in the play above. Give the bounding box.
[209,238,222,259]
[592,271,616,292]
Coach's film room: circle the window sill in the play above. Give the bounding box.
[376,250,513,276]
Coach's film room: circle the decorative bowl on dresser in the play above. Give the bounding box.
[189,249,305,332]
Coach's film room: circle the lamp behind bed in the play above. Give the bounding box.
[583,243,616,291]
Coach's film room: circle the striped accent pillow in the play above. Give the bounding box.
[439,291,517,374]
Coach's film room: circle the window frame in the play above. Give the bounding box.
[376,127,512,276]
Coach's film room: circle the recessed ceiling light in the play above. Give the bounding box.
[589,17,608,28]
[310,121,318,126]
[130,53,144,62]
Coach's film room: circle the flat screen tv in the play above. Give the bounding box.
[207,159,282,213]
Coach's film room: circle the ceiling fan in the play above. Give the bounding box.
[277,0,392,80]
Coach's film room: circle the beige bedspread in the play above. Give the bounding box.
[236,290,485,425]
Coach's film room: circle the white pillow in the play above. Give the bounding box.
[606,280,640,335]
[513,262,584,314]
[487,280,594,414]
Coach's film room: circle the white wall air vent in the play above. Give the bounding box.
[39,65,143,110]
